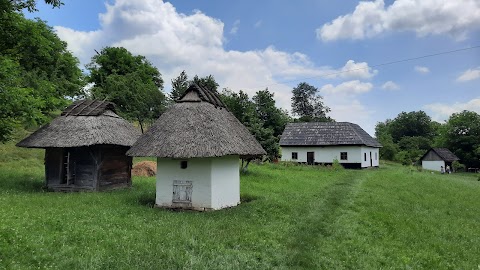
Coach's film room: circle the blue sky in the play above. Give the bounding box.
[27,0,480,135]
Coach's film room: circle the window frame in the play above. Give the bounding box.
[340,152,348,160]
[291,152,298,160]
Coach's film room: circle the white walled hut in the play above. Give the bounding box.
[420,148,460,172]
[16,100,141,191]
[280,122,382,168]
[127,83,266,211]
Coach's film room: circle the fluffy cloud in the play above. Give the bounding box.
[424,98,480,122]
[317,0,480,41]
[53,0,378,128]
[457,67,480,82]
[415,66,430,74]
[320,80,373,96]
[381,81,399,90]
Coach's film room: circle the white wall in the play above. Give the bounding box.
[156,158,212,209]
[281,146,380,168]
[211,155,240,209]
[156,156,240,210]
[422,160,445,172]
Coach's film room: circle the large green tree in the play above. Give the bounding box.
[87,47,166,133]
[0,3,84,142]
[252,88,290,137]
[387,111,435,143]
[291,82,332,122]
[442,111,480,168]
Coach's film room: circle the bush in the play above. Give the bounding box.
[452,160,466,172]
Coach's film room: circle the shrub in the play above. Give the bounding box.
[452,160,466,172]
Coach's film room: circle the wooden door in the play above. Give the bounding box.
[172,180,193,207]
[370,152,373,167]
[307,152,315,165]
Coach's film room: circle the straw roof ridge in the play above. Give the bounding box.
[62,99,116,116]
[177,83,227,108]
[127,91,266,158]
[17,100,141,148]
[279,122,382,148]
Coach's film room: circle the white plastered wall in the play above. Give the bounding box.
[422,160,445,172]
[156,155,240,210]
[281,146,380,168]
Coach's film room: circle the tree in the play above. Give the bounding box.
[87,47,166,133]
[252,88,290,137]
[387,111,435,143]
[442,111,480,168]
[291,82,332,122]
[0,9,84,142]
[1,0,62,13]
[170,70,189,101]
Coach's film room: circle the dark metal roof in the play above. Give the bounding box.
[421,148,460,162]
[279,122,382,148]
[61,99,116,116]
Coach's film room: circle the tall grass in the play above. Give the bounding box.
[1,144,480,269]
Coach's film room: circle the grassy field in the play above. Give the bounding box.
[1,144,480,269]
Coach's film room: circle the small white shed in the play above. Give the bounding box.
[127,83,265,211]
[279,122,382,168]
[420,148,459,172]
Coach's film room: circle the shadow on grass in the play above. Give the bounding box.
[0,172,45,193]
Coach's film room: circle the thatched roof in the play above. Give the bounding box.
[421,148,460,162]
[17,100,141,148]
[127,83,266,158]
[280,122,382,148]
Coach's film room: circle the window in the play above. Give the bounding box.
[364,153,367,161]
[180,160,188,169]
[291,152,298,160]
[340,152,348,160]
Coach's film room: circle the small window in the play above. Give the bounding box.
[364,153,367,161]
[180,160,188,169]
[292,152,298,160]
[340,152,347,160]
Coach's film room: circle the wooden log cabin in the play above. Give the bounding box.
[17,100,141,191]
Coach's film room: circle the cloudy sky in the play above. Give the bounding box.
[27,0,480,135]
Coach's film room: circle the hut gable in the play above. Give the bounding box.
[17,100,140,148]
[279,122,382,147]
[127,83,266,158]
[421,148,460,162]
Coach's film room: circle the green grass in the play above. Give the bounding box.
[1,144,480,269]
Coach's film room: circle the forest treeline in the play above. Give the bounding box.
[1,0,479,168]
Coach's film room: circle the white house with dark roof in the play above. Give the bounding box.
[420,148,460,172]
[279,122,382,168]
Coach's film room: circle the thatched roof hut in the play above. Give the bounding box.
[17,100,141,191]
[127,83,265,210]
[127,84,265,158]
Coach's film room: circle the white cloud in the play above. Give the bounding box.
[53,0,376,130]
[457,67,480,82]
[424,98,480,122]
[381,81,399,90]
[317,0,480,41]
[230,20,240,34]
[415,66,430,74]
[320,80,373,96]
